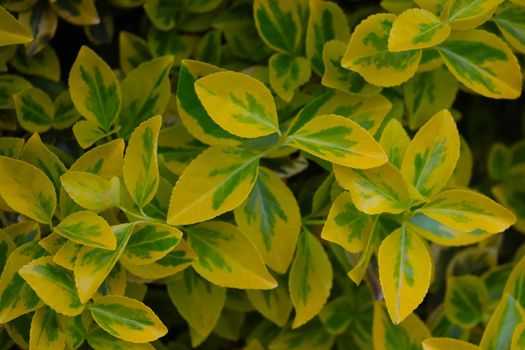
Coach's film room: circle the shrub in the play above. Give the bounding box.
[0,0,524,349]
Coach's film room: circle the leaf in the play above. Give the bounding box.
[69,46,121,131]
[55,211,116,250]
[51,0,99,25]
[177,60,242,146]
[0,230,15,274]
[195,71,279,138]
[119,31,153,75]
[70,138,125,178]
[404,67,459,130]
[268,53,311,102]
[423,338,480,350]
[72,120,112,149]
[121,223,182,266]
[87,326,155,350]
[512,322,525,350]
[123,115,161,208]
[4,221,40,246]
[183,0,222,13]
[158,124,207,175]
[167,269,226,337]
[18,2,57,55]
[167,146,260,225]
[0,74,32,109]
[306,0,349,75]
[504,254,525,307]
[186,221,276,289]
[319,296,352,335]
[436,30,522,99]
[289,230,333,328]
[54,241,82,271]
[148,28,196,66]
[57,313,91,350]
[74,224,134,303]
[89,295,167,343]
[444,275,488,328]
[373,302,431,350]
[286,114,387,168]
[0,156,56,224]
[268,320,334,350]
[234,167,301,273]
[0,5,32,46]
[61,171,120,212]
[0,242,47,323]
[446,0,504,29]
[379,119,410,168]
[10,45,60,82]
[13,87,54,133]
[378,225,432,324]
[119,57,173,138]
[480,294,523,350]
[492,3,525,54]
[0,137,24,159]
[30,307,66,350]
[341,13,422,87]
[348,219,384,285]
[53,90,80,130]
[388,8,450,52]
[253,0,305,55]
[322,40,382,97]
[401,110,460,198]
[334,163,410,214]
[246,276,292,327]
[195,29,222,65]
[143,0,178,31]
[418,189,515,233]
[19,256,84,316]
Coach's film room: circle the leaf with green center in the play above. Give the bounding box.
[286,114,387,168]
[322,40,382,97]
[378,225,432,324]
[0,137,24,159]
[334,163,410,215]
[379,119,410,169]
[74,224,134,303]
[167,269,226,337]
[289,230,333,328]
[492,3,525,54]
[54,241,82,271]
[186,221,277,289]
[51,0,99,25]
[480,294,523,350]
[121,223,182,266]
[13,87,54,133]
[89,295,167,343]
[61,171,120,212]
[11,45,60,82]
[253,0,306,55]
[401,110,460,198]
[55,211,116,250]
[69,46,121,131]
[388,8,450,52]
[0,241,47,323]
[306,1,349,75]
[446,0,504,29]
[268,53,311,102]
[57,313,92,350]
[423,338,480,350]
[119,31,154,75]
[436,30,522,99]
[29,307,66,350]
[0,156,56,224]
[246,275,292,327]
[123,115,162,208]
[342,13,422,87]
[19,256,84,316]
[119,57,173,139]
[234,167,301,273]
[444,275,488,328]
[0,74,32,109]
[195,71,279,138]
[0,5,32,46]
[167,146,260,225]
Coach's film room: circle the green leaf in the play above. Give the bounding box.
[268,53,311,102]
[53,90,80,130]
[147,28,196,66]
[13,87,55,133]
[57,313,91,350]
[0,137,24,159]
[55,211,116,250]
[319,296,353,335]
[268,320,334,350]
[444,275,488,328]
[195,30,222,65]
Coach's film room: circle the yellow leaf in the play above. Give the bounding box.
[423,338,480,350]
[246,276,292,327]
[445,0,504,29]
[70,138,124,178]
[61,171,120,212]
[53,240,82,271]
[269,53,311,102]
[0,5,32,46]
[379,119,410,168]
[512,322,525,350]
[30,307,66,350]
[72,119,112,149]
[13,87,55,133]
[378,225,432,324]
[51,0,99,25]
[55,211,116,250]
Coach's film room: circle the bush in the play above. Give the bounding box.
[0,0,524,349]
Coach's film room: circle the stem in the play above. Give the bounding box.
[302,219,326,225]
[119,206,164,224]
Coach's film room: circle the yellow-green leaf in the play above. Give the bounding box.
[10,45,60,82]
[0,229,15,274]
[378,225,432,324]
[57,313,92,350]
[342,13,422,87]
[0,74,32,109]
[289,231,333,328]
[167,146,260,225]
[504,254,525,307]
[444,275,488,328]
[493,3,525,54]
[234,167,301,273]
[18,3,57,56]
[69,46,121,131]
[51,0,99,25]
[19,256,84,316]
[89,295,167,343]
[401,110,460,198]
[30,307,66,350]
[512,322,525,350]
[13,87,54,133]
[388,8,450,52]
[72,120,112,149]
[194,71,280,138]
[70,138,124,178]
[0,137,24,158]
[334,163,410,214]
[186,221,277,290]
[246,276,292,327]
[286,114,387,168]
[268,320,334,350]
[123,115,161,208]
[480,294,523,350]
[347,218,384,285]
[55,211,116,250]
[269,53,311,102]
[119,31,153,75]
[87,326,155,350]
[4,220,40,246]
[167,269,226,337]
[319,296,352,335]
[379,119,410,168]
[446,0,504,29]
[74,224,133,303]
[0,5,32,46]
[436,30,522,99]
[121,223,182,266]
[61,171,120,212]
[423,338,480,350]
[419,189,516,233]
[54,240,82,271]
[0,156,56,224]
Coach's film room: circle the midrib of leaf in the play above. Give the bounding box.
[90,305,151,331]
[395,226,408,323]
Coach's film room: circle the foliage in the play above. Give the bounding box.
[0,0,524,349]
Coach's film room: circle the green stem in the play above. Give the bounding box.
[119,206,164,224]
